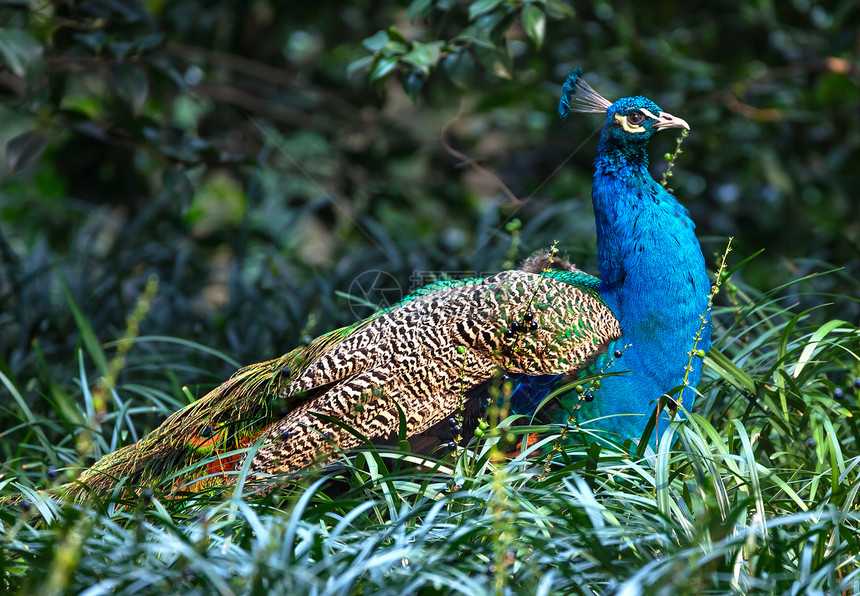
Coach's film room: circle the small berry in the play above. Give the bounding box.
[523,312,534,323]
[833,387,845,400]
[728,284,739,293]
[614,350,623,358]
[505,219,522,233]
[574,384,585,394]
[452,424,462,434]
[456,345,466,355]
[584,392,595,402]
[448,417,457,427]
[478,420,489,430]
[474,428,484,437]
[592,379,602,389]
[664,153,672,161]
[712,286,719,294]
[528,321,539,332]
[447,441,457,449]
[510,321,521,332]
[20,499,32,512]
[46,465,57,481]
[504,328,514,338]
[806,438,817,449]
[696,349,706,358]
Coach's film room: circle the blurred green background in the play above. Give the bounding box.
[1,0,858,449]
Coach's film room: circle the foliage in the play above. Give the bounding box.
[2,280,860,594]
[1,0,860,593]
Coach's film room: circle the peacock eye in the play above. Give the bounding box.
[627,111,646,125]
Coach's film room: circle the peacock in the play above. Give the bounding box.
[70,68,711,499]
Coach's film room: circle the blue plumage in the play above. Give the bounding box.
[515,70,712,446]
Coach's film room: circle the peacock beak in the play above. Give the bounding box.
[654,111,690,131]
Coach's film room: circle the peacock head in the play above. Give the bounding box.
[558,68,689,150]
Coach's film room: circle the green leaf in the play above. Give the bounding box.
[654,423,678,519]
[108,40,135,59]
[544,0,576,19]
[522,4,546,49]
[723,248,764,280]
[4,130,47,173]
[469,0,505,20]
[59,273,109,377]
[402,41,442,71]
[110,63,149,114]
[443,50,475,89]
[93,0,148,22]
[133,32,165,53]
[635,398,662,460]
[473,10,516,45]
[362,30,390,52]
[369,56,398,83]
[0,372,57,467]
[72,30,108,53]
[474,43,512,79]
[704,348,756,394]
[393,399,409,445]
[346,55,374,79]
[731,420,766,534]
[0,28,44,78]
[387,26,407,43]
[383,40,408,55]
[407,0,433,21]
[822,414,845,493]
[403,70,425,101]
[792,319,850,379]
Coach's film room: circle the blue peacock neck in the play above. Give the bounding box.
[578,134,712,443]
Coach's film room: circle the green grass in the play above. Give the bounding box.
[2,271,859,595]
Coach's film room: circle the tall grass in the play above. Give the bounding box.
[1,267,859,595]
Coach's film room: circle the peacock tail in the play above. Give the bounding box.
[66,67,711,500]
[70,260,617,498]
[73,312,390,497]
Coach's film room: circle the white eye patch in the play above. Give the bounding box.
[614,108,660,133]
[614,113,646,133]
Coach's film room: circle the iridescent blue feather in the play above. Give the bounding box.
[519,70,711,447]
